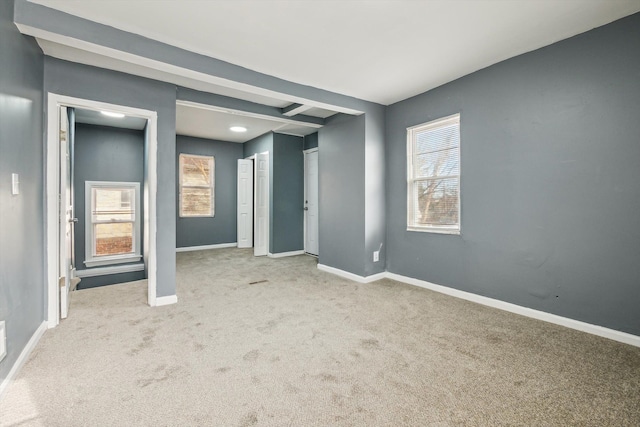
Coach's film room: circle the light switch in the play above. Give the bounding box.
[11,173,19,195]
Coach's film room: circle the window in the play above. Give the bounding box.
[179,154,214,217]
[85,181,141,267]
[407,113,461,234]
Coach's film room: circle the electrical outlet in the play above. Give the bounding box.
[373,251,380,262]
[0,321,6,362]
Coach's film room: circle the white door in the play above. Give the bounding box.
[59,106,73,319]
[304,150,319,256]
[237,159,254,248]
[254,152,269,256]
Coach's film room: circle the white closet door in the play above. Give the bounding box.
[254,152,269,256]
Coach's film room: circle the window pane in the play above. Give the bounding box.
[120,190,131,209]
[181,187,213,216]
[415,123,459,155]
[415,147,459,178]
[95,222,133,256]
[413,178,459,226]
[94,188,135,221]
[182,156,212,186]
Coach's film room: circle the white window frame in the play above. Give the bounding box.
[179,153,215,218]
[85,181,141,267]
[407,113,461,235]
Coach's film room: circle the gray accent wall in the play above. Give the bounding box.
[385,13,640,335]
[272,133,304,253]
[318,114,367,275]
[364,105,386,276]
[0,0,44,382]
[44,57,178,298]
[303,132,318,150]
[176,135,244,248]
[73,123,146,289]
[318,109,386,277]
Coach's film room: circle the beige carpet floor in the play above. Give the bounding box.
[1,248,639,426]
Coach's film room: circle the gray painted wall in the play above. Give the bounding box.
[176,135,244,248]
[44,57,178,298]
[318,114,367,275]
[0,0,44,381]
[73,123,146,289]
[303,132,318,150]
[272,133,304,253]
[385,13,640,335]
[364,105,386,276]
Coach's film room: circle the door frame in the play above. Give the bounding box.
[303,147,319,256]
[58,105,72,319]
[45,93,159,327]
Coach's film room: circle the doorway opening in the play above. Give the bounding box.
[46,93,159,327]
[304,148,319,256]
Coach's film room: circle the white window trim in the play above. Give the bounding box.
[407,113,461,235]
[179,153,215,218]
[85,181,141,268]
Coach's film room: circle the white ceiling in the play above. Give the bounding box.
[176,104,320,143]
[73,104,319,143]
[74,107,147,131]
[30,0,640,105]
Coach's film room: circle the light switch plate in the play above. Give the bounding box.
[11,173,19,195]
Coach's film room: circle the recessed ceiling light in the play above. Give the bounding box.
[230,126,247,133]
[101,111,125,118]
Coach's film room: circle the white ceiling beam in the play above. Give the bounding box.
[282,104,314,117]
[176,100,323,129]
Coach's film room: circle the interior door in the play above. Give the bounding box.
[59,106,73,319]
[304,150,319,256]
[237,159,254,248]
[254,152,269,256]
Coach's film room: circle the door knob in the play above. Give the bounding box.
[69,218,78,223]
[303,207,308,211]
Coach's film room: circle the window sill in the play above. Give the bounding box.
[75,263,145,278]
[407,226,461,235]
[84,254,142,268]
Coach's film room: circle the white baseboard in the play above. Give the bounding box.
[153,295,178,307]
[317,264,386,284]
[0,321,47,400]
[268,250,305,258]
[75,263,144,278]
[385,272,640,348]
[316,263,640,347]
[176,243,237,253]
